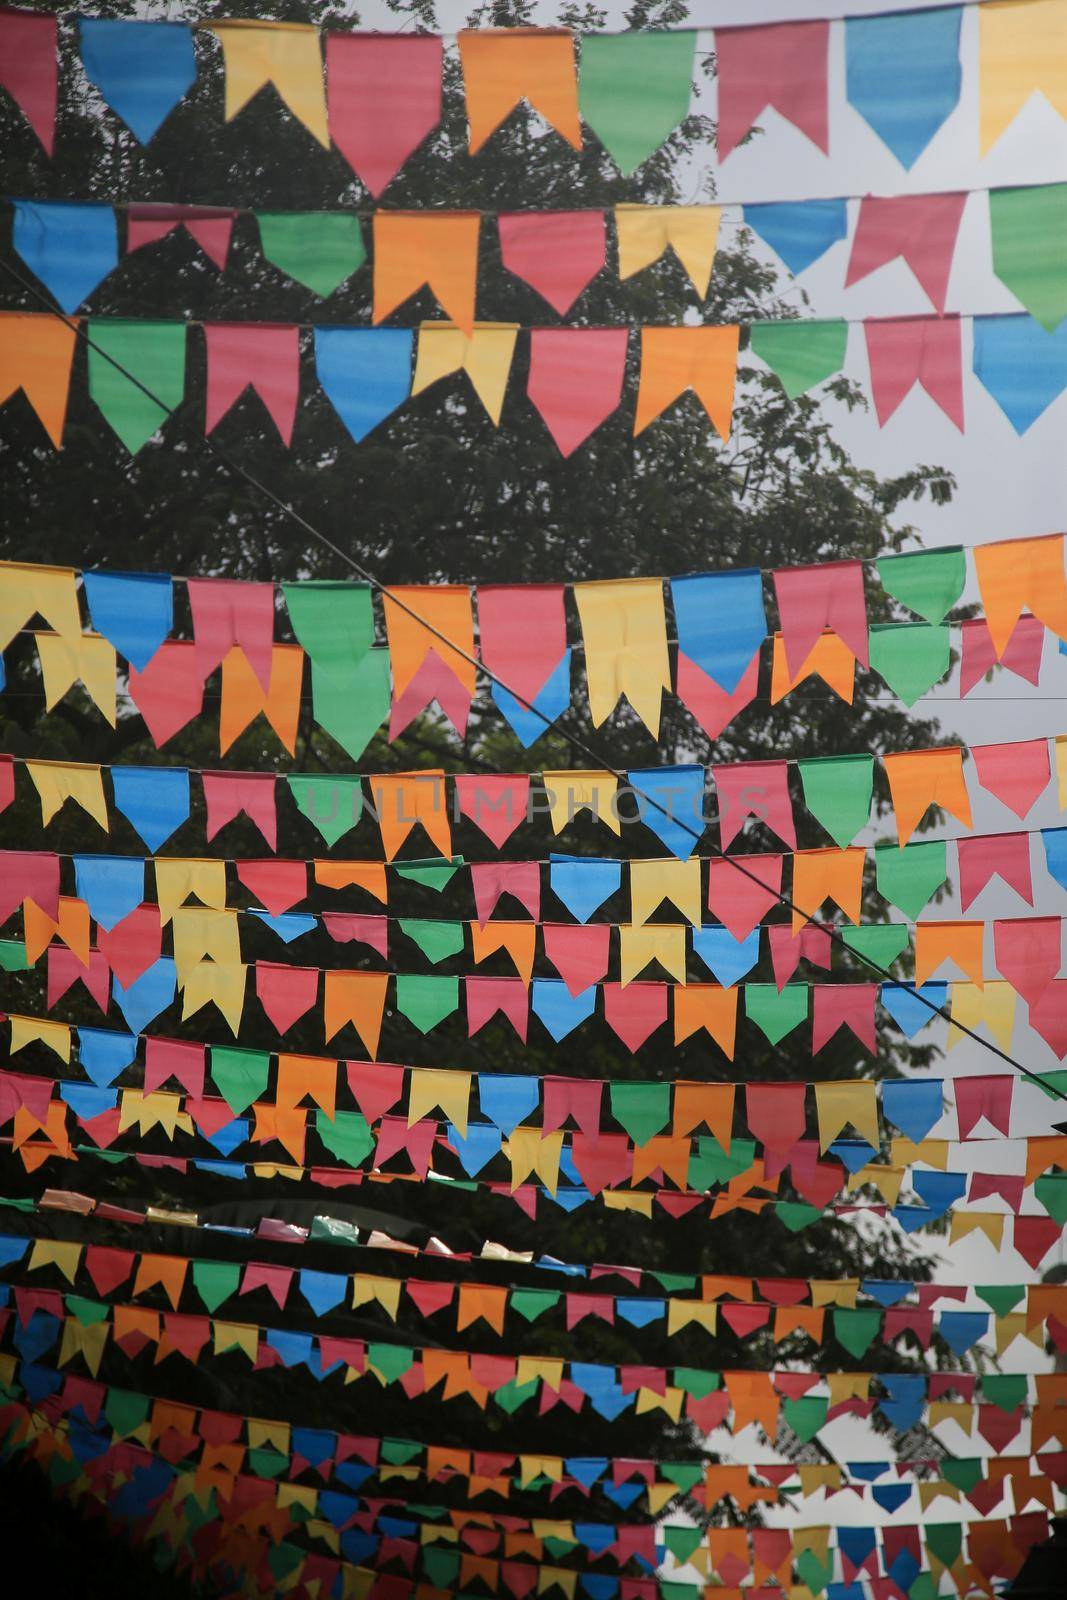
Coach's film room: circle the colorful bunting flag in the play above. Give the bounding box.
[79,19,195,144]
[205,21,329,146]
[844,7,962,167]
[458,28,581,153]
[578,31,695,174]
[325,34,443,196]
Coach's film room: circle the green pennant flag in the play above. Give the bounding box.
[367,1344,414,1384]
[307,659,390,761]
[874,840,947,918]
[783,1394,829,1443]
[833,1306,882,1357]
[660,1584,701,1600]
[976,1282,1025,1317]
[924,1524,963,1569]
[210,1046,270,1113]
[579,31,695,175]
[421,1548,460,1589]
[494,1377,538,1413]
[106,1388,150,1438]
[990,182,1067,331]
[545,1537,578,1560]
[394,973,459,1032]
[650,1272,698,1292]
[257,212,366,297]
[661,1463,704,1494]
[1035,1172,1067,1223]
[908,1572,939,1600]
[876,547,966,623]
[267,1543,304,1582]
[1033,1069,1067,1099]
[941,1457,983,1493]
[510,1288,561,1323]
[795,1547,835,1594]
[87,320,186,454]
[399,918,465,964]
[869,622,950,706]
[672,1367,720,1398]
[777,1201,821,1231]
[0,940,29,971]
[840,924,910,969]
[395,857,464,891]
[797,754,873,847]
[283,581,390,760]
[609,1081,670,1145]
[745,983,809,1045]
[191,1260,240,1313]
[248,1447,288,1478]
[749,319,848,398]
[381,1438,422,1464]
[65,1295,109,1325]
[981,1373,1028,1410]
[314,1108,374,1167]
[664,1525,704,1563]
[687,1137,755,1191]
[286,773,365,847]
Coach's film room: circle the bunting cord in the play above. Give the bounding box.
[2,255,1063,1105]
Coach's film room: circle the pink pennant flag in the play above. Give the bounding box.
[602,983,667,1051]
[972,738,1051,818]
[970,1172,1025,1209]
[542,924,610,997]
[994,916,1061,1004]
[811,983,877,1054]
[1029,978,1067,1058]
[675,650,759,740]
[0,851,60,923]
[773,561,869,678]
[0,10,57,155]
[325,34,443,196]
[126,641,205,747]
[716,21,829,160]
[144,1038,205,1098]
[202,771,277,852]
[883,1307,934,1347]
[745,1081,806,1155]
[203,323,300,446]
[567,1293,614,1330]
[187,577,276,691]
[97,904,161,989]
[126,205,235,271]
[959,616,1044,698]
[466,976,528,1041]
[345,1060,404,1124]
[847,193,966,312]
[768,924,832,991]
[322,914,388,958]
[957,834,1033,912]
[712,760,796,850]
[240,1262,293,1308]
[955,1074,1013,1139]
[189,1099,238,1140]
[0,754,13,815]
[477,582,568,708]
[47,947,109,1013]
[256,962,319,1034]
[707,854,782,941]
[864,316,964,429]
[571,1132,632,1194]
[406,1280,453,1318]
[454,774,529,848]
[375,1114,436,1177]
[542,1075,603,1138]
[499,212,605,315]
[470,861,541,925]
[791,1147,845,1207]
[527,329,628,457]
[235,859,307,916]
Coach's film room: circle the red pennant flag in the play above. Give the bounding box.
[847,193,966,312]
[187,578,276,692]
[716,21,829,159]
[470,861,540,924]
[970,1172,1024,1209]
[994,916,1061,1004]
[454,774,529,848]
[811,983,876,1054]
[0,755,13,815]
[542,1075,603,1138]
[707,854,782,941]
[954,1074,1014,1139]
[126,641,204,747]
[972,738,1050,818]
[240,1262,293,1307]
[325,34,443,196]
[97,904,162,989]
[321,914,387,957]
[466,977,528,1041]
[675,649,759,740]
[0,851,60,924]
[712,760,796,850]
[957,833,1033,912]
[203,771,277,852]
[864,315,964,428]
[188,1098,237,1139]
[203,323,300,446]
[602,983,668,1051]
[406,1280,454,1318]
[234,859,307,916]
[345,1061,403,1124]
[499,212,605,314]
[85,1246,134,1297]
[773,561,869,678]
[1029,979,1067,1058]
[959,615,1044,698]
[126,205,235,271]
[256,962,318,1034]
[542,924,610,997]
[0,10,57,154]
[1015,1214,1064,1272]
[768,924,832,991]
[47,947,109,1013]
[790,1144,844,1206]
[144,1038,205,1098]
[477,582,568,708]
[570,1133,632,1195]
[722,1303,772,1338]
[745,1082,806,1155]
[527,329,628,457]
[883,1307,934,1347]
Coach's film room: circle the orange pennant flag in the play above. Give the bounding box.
[23,895,90,967]
[0,313,78,447]
[219,644,303,755]
[382,584,477,739]
[726,1370,779,1435]
[457,1283,508,1335]
[791,847,865,932]
[774,1305,825,1343]
[470,920,536,984]
[373,212,481,333]
[632,1134,690,1188]
[672,1081,735,1146]
[277,1053,336,1119]
[369,770,452,860]
[133,1253,188,1310]
[458,29,581,152]
[635,326,740,439]
[323,971,388,1055]
[883,746,972,844]
[914,920,985,988]
[314,860,388,901]
[251,1101,307,1165]
[974,534,1067,657]
[770,630,856,704]
[673,984,738,1058]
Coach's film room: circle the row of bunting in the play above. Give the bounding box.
[12,184,1067,328]
[4,6,1067,175]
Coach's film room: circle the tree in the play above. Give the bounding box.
[0,1,960,1593]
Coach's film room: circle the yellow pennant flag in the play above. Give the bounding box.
[793,1527,831,1561]
[507,1127,563,1193]
[826,1372,869,1406]
[619,923,687,985]
[573,578,671,735]
[58,1318,109,1377]
[28,1239,82,1281]
[891,1137,948,1168]
[277,1483,318,1516]
[181,960,247,1036]
[813,1081,879,1153]
[0,561,80,651]
[542,769,620,834]
[847,1165,904,1207]
[635,1386,684,1420]
[810,1279,859,1309]
[799,1465,842,1496]
[154,859,228,924]
[35,632,116,726]
[412,323,518,423]
[118,1090,190,1139]
[518,1455,562,1486]
[517,1356,563,1389]
[407,1068,472,1138]
[352,1275,402,1321]
[646,1482,678,1517]
[171,907,242,986]
[947,981,1015,1051]
[601,1189,653,1216]
[949,1211,1006,1249]
[0,317,79,450]
[630,858,701,925]
[213,1322,258,1361]
[667,1299,718,1336]
[248,1420,290,1454]
[994,1312,1045,1354]
[927,1400,973,1432]
[537,1569,576,1600]
[9,1015,70,1061]
[616,204,721,297]
[205,21,328,145]
[979,0,1067,153]
[919,1480,959,1509]
[26,759,108,830]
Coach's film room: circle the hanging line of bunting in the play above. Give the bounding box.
[5,6,1067,179]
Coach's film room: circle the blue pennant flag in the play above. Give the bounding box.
[878,1373,926,1431]
[580,1577,618,1600]
[1042,827,1067,891]
[836,1529,877,1576]
[266,1329,315,1369]
[879,981,946,1038]
[828,1138,878,1175]
[548,854,621,922]
[531,978,597,1041]
[82,570,173,672]
[0,1237,28,1269]
[743,198,848,276]
[492,651,572,746]
[846,1462,888,1482]
[79,19,196,143]
[973,314,1067,434]
[111,957,176,1034]
[672,570,767,693]
[574,1524,616,1556]
[880,1078,943,1142]
[912,1169,967,1218]
[59,1084,117,1121]
[14,1312,60,1364]
[691,926,760,987]
[315,327,412,441]
[335,1462,375,1493]
[203,1119,248,1157]
[11,200,119,314]
[477,1074,539,1135]
[446,1120,501,1176]
[110,766,190,851]
[247,909,316,943]
[938,1309,990,1356]
[845,8,962,168]
[546,1187,591,1212]
[341,1530,380,1565]
[860,1279,914,1307]
[601,1480,643,1512]
[318,1491,360,1530]
[566,1459,609,1490]
[871,1483,913,1513]
[616,1297,665,1327]
[628,765,706,858]
[77,1026,137,1086]
[73,854,145,931]
[299,1270,348,1317]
